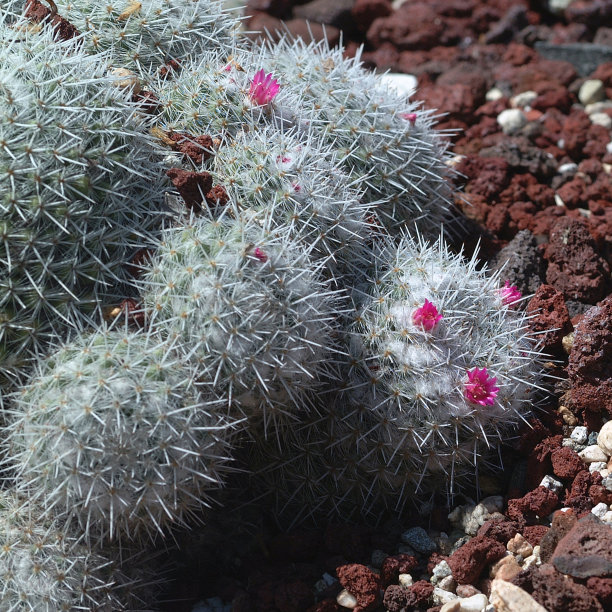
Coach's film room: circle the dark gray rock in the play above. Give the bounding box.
[534,42,612,77]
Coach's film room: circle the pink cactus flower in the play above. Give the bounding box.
[292,182,302,192]
[401,112,417,124]
[499,281,522,307]
[248,70,280,105]
[253,247,268,262]
[464,367,499,406]
[412,299,443,331]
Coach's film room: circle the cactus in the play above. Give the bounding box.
[8,0,242,77]
[0,12,167,378]
[0,490,146,611]
[211,125,373,278]
[255,37,457,237]
[140,210,342,435]
[245,233,546,523]
[4,321,236,544]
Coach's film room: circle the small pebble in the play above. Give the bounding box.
[497,108,527,134]
[456,584,480,598]
[336,589,358,609]
[562,437,585,452]
[400,526,437,554]
[490,579,547,612]
[434,587,459,605]
[459,593,489,612]
[585,100,612,115]
[557,162,578,174]
[602,511,612,524]
[440,601,461,612]
[398,573,413,587]
[486,87,504,101]
[607,141,612,155]
[570,426,588,445]
[549,0,574,14]
[438,575,457,592]
[507,533,533,558]
[432,560,453,581]
[510,90,537,109]
[578,79,606,105]
[378,73,418,98]
[589,461,607,474]
[597,421,612,456]
[590,112,612,129]
[540,475,564,494]
[592,502,609,519]
[579,445,608,463]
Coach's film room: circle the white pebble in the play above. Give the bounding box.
[510,90,537,109]
[607,141,612,155]
[591,502,609,519]
[399,573,414,587]
[438,575,457,592]
[440,602,461,612]
[558,162,578,174]
[590,112,612,129]
[486,87,504,101]
[336,589,358,609]
[579,444,608,463]
[589,461,608,474]
[379,73,418,98]
[434,587,459,606]
[602,511,612,524]
[549,0,574,14]
[540,475,564,494]
[459,593,489,612]
[597,421,612,456]
[497,108,528,134]
[586,100,612,115]
[579,79,606,106]
[571,426,588,445]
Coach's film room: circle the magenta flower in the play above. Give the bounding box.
[412,299,443,331]
[499,281,522,307]
[401,112,417,124]
[464,367,499,406]
[253,247,268,262]
[248,69,280,105]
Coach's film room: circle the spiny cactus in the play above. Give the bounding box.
[8,0,242,77]
[211,125,373,277]
[256,37,457,236]
[140,210,343,435]
[0,490,144,611]
[245,233,547,523]
[0,12,167,378]
[4,321,236,544]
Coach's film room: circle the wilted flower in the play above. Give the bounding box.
[253,247,267,262]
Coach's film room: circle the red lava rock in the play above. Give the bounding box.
[336,564,381,612]
[436,62,489,105]
[477,518,521,543]
[168,131,214,165]
[562,110,593,161]
[566,0,612,29]
[206,184,230,207]
[285,18,340,45]
[565,470,596,515]
[382,585,413,612]
[503,42,537,66]
[274,580,314,612]
[589,484,612,506]
[454,156,510,199]
[409,580,434,606]
[523,524,550,546]
[165,168,213,211]
[381,554,418,587]
[307,600,340,612]
[525,434,564,491]
[586,577,612,608]
[551,446,585,479]
[507,486,560,524]
[543,217,611,304]
[447,535,506,585]
[351,0,392,32]
[568,295,612,417]
[528,204,567,237]
[418,83,478,120]
[591,62,612,88]
[526,284,573,356]
[531,563,604,612]
[540,508,579,563]
[556,177,587,209]
[132,90,161,114]
[158,59,181,79]
[118,298,145,328]
[551,513,612,579]
[25,0,81,41]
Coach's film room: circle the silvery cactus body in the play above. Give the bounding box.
[5,323,236,544]
[0,13,167,378]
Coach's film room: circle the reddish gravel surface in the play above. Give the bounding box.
[154,2,612,610]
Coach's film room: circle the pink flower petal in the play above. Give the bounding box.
[412,299,443,331]
[464,367,499,406]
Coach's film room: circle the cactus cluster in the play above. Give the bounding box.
[0,0,551,608]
